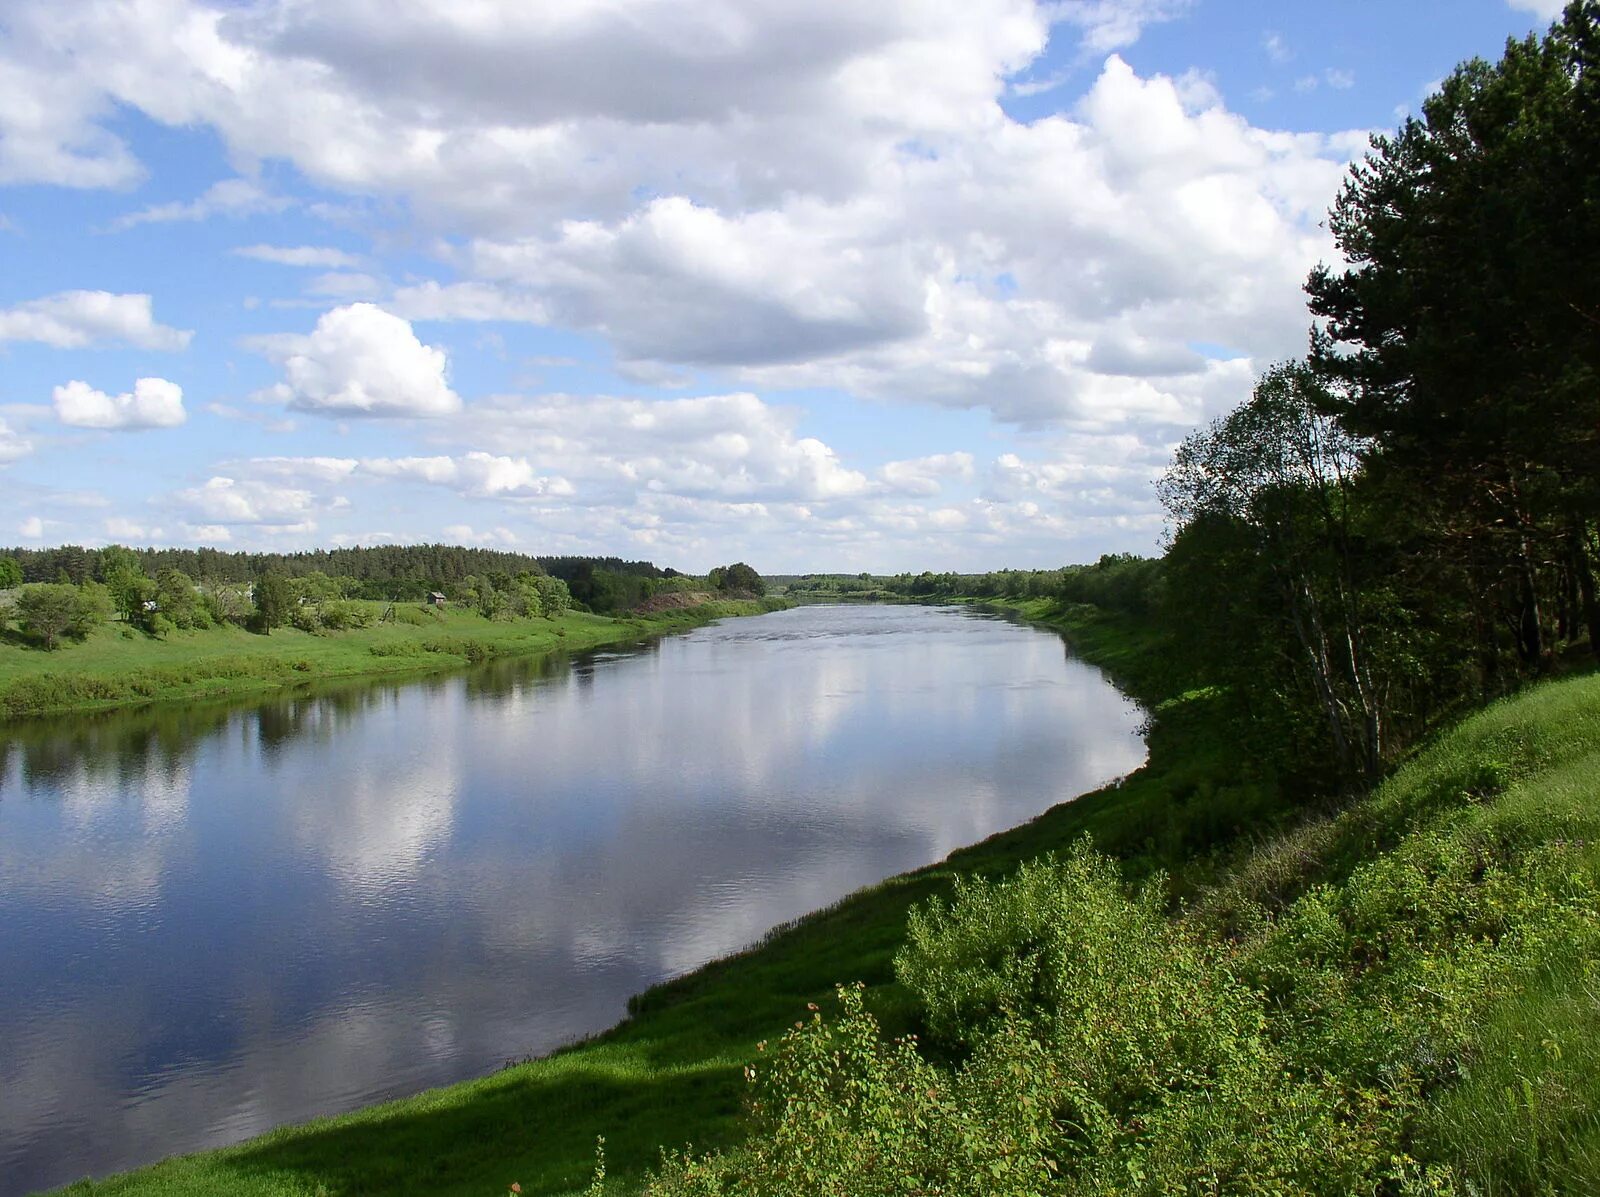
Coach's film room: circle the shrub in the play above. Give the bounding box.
[16,583,105,649]
[320,599,372,631]
[290,604,323,633]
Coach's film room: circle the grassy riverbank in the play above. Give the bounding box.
[0,597,787,721]
[53,599,1600,1195]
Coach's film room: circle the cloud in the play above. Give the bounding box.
[360,453,573,500]
[251,304,462,417]
[110,178,290,231]
[880,452,976,497]
[18,516,46,538]
[387,281,547,324]
[460,390,872,503]
[456,55,1351,432]
[233,244,364,268]
[104,516,167,541]
[0,0,1048,219]
[441,524,520,546]
[0,417,34,464]
[1507,0,1565,19]
[0,292,192,350]
[1262,32,1292,64]
[52,378,187,430]
[171,476,329,528]
[1048,0,1193,55]
[469,197,925,366]
[0,0,1379,563]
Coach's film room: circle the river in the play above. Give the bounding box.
[0,603,1144,1194]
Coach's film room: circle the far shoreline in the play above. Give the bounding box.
[0,595,790,723]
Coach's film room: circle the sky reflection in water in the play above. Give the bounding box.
[0,604,1144,1194]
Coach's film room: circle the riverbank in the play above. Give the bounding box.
[52,598,1241,1196]
[0,597,788,722]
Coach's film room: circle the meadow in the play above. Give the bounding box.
[0,597,786,721]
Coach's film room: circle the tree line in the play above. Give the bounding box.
[817,5,1599,796]
[905,5,1598,792]
[0,543,670,600]
[1157,4,1599,788]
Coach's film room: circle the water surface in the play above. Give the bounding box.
[0,603,1144,1194]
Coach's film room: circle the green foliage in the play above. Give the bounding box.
[710,562,765,597]
[199,581,253,627]
[1306,0,1600,673]
[155,568,210,630]
[15,583,106,649]
[0,554,22,589]
[106,565,156,627]
[250,572,292,633]
[532,573,571,617]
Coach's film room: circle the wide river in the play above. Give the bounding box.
[0,603,1144,1194]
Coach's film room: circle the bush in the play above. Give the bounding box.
[320,599,372,630]
[15,583,106,649]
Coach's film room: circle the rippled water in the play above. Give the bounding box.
[0,603,1144,1194]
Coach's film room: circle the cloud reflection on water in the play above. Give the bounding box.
[0,604,1143,1194]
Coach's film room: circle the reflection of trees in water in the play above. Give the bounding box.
[4,672,450,800]
[9,701,229,793]
[547,637,665,700]
[255,678,420,752]
[3,640,671,801]
[459,639,662,704]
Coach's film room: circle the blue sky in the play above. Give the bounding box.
[0,0,1566,573]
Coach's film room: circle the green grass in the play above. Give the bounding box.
[47,599,1600,1196]
[0,598,787,721]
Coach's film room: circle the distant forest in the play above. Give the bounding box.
[1,543,674,600]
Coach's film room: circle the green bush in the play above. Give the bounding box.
[320,599,372,630]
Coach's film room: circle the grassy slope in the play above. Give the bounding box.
[54,600,1600,1195]
[0,599,785,721]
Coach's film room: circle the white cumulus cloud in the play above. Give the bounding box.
[0,418,34,464]
[880,453,976,497]
[252,303,462,417]
[360,452,573,499]
[172,476,330,528]
[0,292,192,350]
[53,377,187,429]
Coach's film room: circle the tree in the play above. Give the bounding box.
[16,583,105,649]
[156,568,208,629]
[251,572,292,633]
[1160,362,1391,781]
[532,574,572,618]
[0,555,21,589]
[96,543,142,583]
[1307,1,1600,662]
[200,580,252,626]
[714,562,765,596]
[109,568,157,627]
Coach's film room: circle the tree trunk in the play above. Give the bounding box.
[1572,519,1600,665]
[1516,539,1545,667]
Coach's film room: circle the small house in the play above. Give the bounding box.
[427,592,447,607]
